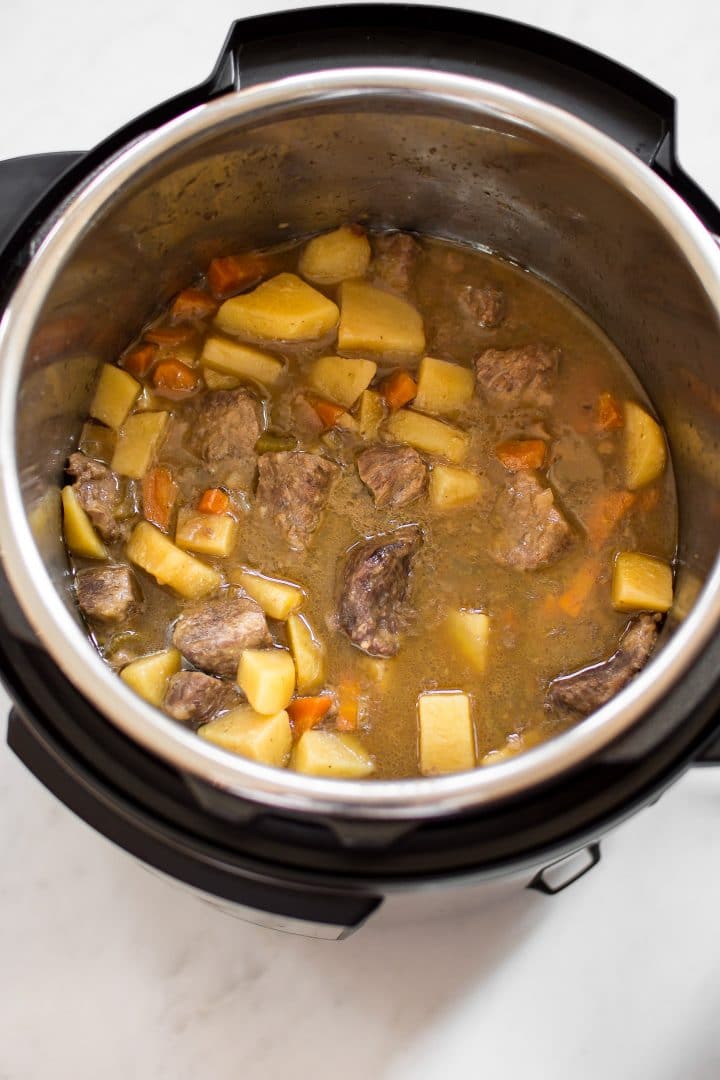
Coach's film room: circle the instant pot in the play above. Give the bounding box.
[2,5,720,938]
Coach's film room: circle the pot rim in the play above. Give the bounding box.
[2,67,720,821]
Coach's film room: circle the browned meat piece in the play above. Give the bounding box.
[339,525,423,657]
[256,451,340,552]
[475,343,559,408]
[172,594,271,677]
[547,614,659,717]
[190,388,262,464]
[67,452,129,543]
[490,472,572,571]
[372,232,421,292]
[75,565,142,624]
[357,444,427,508]
[458,284,505,328]
[163,670,236,726]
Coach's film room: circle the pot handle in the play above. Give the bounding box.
[215,4,674,164]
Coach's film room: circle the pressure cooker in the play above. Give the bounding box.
[2,4,720,938]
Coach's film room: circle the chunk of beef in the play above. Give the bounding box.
[357,444,427,508]
[67,452,128,543]
[75,565,142,624]
[339,525,423,657]
[190,388,262,464]
[490,471,572,571]
[474,343,559,409]
[372,232,421,292]
[256,451,340,552]
[172,594,271,677]
[547,614,659,717]
[458,284,505,328]
[163,670,235,727]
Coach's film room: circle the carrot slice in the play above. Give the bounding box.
[144,324,196,347]
[495,439,546,471]
[123,343,157,379]
[198,488,230,515]
[152,358,199,397]
[141,467,178,532]
[207,254,269,299]
[287,696,333,737]
[596,391,623,431]
[171,288,218,323]
[336,679,361,732]
[585,489,636,551]
[555,558,604,618]
[312,397,347,429]
[381,369,417,411]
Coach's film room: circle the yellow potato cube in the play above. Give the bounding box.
[214,273,339,342]
[414,356,475,415]
[61,485,107,560]
[198,705,292,767]
[286,613,326,693]
[612,551,673,612]
[175,509,239,558]
[89,364,140,429]
[429,465,485,509]
[298,225,371,285]
[625,401,667,490]
[202,335,284,386]
[384,408,470,463]
[446,609,490,673]
[338,281,425,356]
[126,521,221,599]
[230,569,305,620]
[418,691,476,775]
[357,388,386,439]
[308,355,377,407]
[237,648,296,714]
[292,731,375,778]
[120,648,182,707]
[111,411,169,479]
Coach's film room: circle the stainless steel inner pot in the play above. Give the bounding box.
[2,69,720,820]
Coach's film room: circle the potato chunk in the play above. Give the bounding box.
[625,401,667,490]
[198,705,292,767]
[61,485,107,560]
[89,364,140,429]
[292,731,375,778]
[120,648,182,707]
[429,465,485,509]
[338,281,425,355]
[308,355,377,407]
[612,551,673,612]
[414,356,474,415]
[230,569,304,620]
[286,613,326,693]
[418,691,475,775]
[201,335,283,387]
[298,226,371,285]
[445,610,490,673]
[126,521,221,599]
[358,388,386,439]
[175,509,239,558]
[214,273,339,342]
[111,411,169,479]
[385,408,470,463]
[237,648,296,714]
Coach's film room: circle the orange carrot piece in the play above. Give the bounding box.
[495,439,546,471]
[198,488,230,515]
[555,558,603,618]
[312,397,347,429]
[207,254,269,299]
[123,342,157,379]
[381,369,418,411]
[152,358,199,397]
[287,696,333,737]
[144,324,196,347]
[336,679,361,732]
[141,467,178,532]
[636,484,661,514]
[171,288,218,323]
[585,489,636,551]
[596,391,624,431]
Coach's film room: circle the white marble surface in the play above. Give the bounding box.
[2,1,720,1077]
